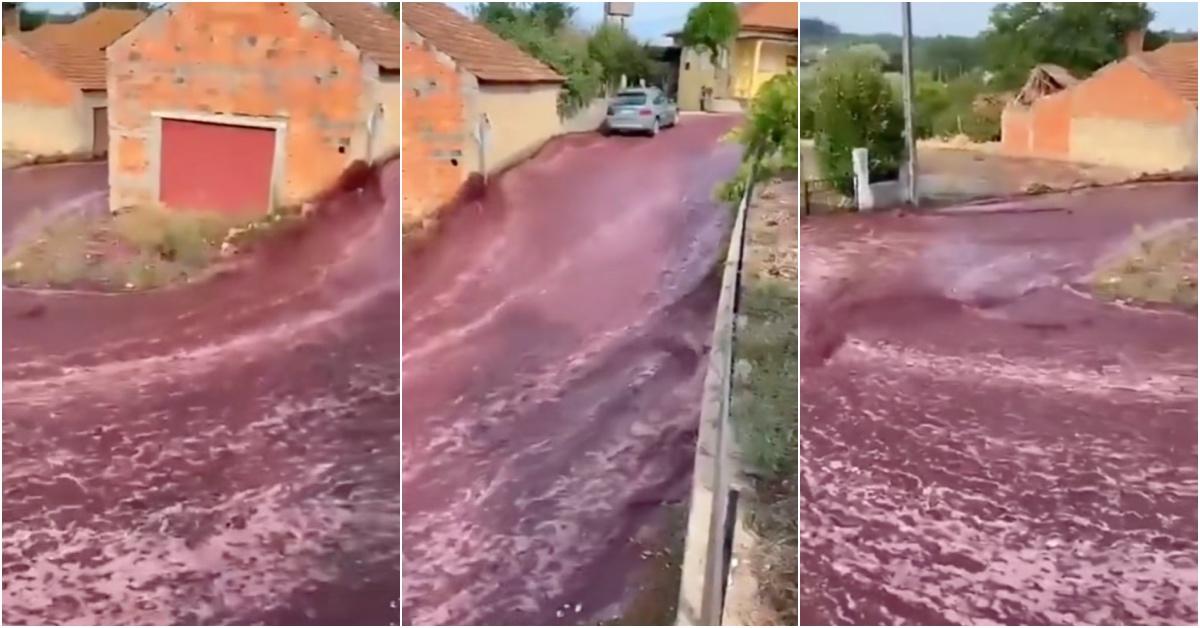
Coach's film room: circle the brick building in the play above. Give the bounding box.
[1002,38,1198,173]
[106,2,399,214]
[2,8,146,158]
[401,2,564,229]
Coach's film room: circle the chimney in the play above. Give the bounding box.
[1124,29,1146,57]
[2,5,18,35]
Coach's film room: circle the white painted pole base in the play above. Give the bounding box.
[852,147,874,211]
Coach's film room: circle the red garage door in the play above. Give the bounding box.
[160,118,276,214]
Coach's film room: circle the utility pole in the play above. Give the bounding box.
[900,2,919,206]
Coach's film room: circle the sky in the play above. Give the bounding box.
[29,2,699,42]
[803,2,1198,37]
[26,2,86,13]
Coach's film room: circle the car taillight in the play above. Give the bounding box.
[638,107,652,116]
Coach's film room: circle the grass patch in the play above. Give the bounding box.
[1093,222,1197,309]
[730,277,798,625]
[3,150,103,169]
[2,205,284,291]
[716,152,796,204]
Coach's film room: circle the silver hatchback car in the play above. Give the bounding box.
[603,87,679,137]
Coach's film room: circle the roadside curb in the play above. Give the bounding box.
[720,505,767,625]
[675,162,753,626]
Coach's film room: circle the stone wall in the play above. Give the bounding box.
[401,23,468,229]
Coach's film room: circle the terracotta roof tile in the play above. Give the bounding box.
[402,2,562,84]
[739,2,797,34]
[17,36,108,89]
[17,8,145,90]
[1136,41,1198,105]
[23,22,71,41]
[308,2,399,71]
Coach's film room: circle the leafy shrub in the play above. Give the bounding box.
[799,78,816,139]
[916,71,1004,141]
[964,92,1004,141]
[718,157,778,203]
[718,72,798,204]
[552,48,604,116]
[740,73,798,168]
[812,55,904,195]
[913,72,950,138]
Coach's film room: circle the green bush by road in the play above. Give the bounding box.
[811,54,904,195]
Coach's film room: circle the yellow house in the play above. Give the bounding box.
[676,2,797,111]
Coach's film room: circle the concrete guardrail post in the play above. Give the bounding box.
[852,147,873,211]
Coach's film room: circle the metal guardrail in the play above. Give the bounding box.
[675,157,759,626]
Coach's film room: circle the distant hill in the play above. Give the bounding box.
[801,16,1197,82]
[800,17,840,41]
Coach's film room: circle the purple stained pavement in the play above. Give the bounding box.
[800,183,1198,625]
[3,159,402,625]
[402,115,742,625]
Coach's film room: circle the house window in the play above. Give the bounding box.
[685,61,691,70]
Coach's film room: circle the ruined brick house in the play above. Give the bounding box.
[106,2,400,214]
[401,2,564,229]
[1002,35,1198,173]
[2,8,146,157]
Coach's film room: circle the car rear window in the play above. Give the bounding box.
[614,93,648,106]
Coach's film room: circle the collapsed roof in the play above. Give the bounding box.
[1012,64,1078,107]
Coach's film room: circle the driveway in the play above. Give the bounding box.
[800,182,1197,625]
[3,160,401,624]
[402,114,741,625]
[2,161,108,251]
[800,139,1134,204]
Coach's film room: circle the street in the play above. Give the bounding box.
[3,160,402,625]
[800,182,1198,624]
[402,114,741,625]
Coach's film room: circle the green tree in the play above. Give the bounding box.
[811,55,904,194]
[15,5,70,31]
[475,5,603,115]
[385,2,399,19]
[913,72,951,139]
[83,2,153,12]
[914,36,985,81]
[984,2,1154,88]
[528,2,574,34]
[587,23,652,89]
[472,2,521,25]
[679,2,739,64]
[846,43,890,68]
